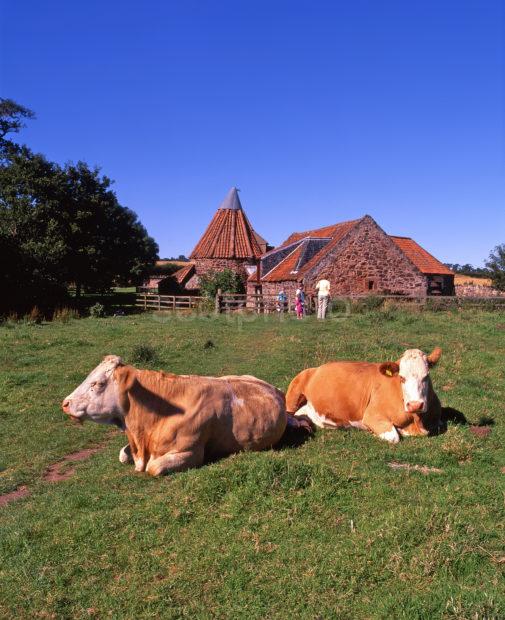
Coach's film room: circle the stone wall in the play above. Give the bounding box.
[303,216,428,296]
[455,284,505,298]
[192,257,258,287]
[255,280,300,301]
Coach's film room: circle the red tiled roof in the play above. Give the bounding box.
[281,222,353,247]
[262,244,306,282]
[390,237,453,275]
[190,190,264,259]
[259,218,453,283]
[263,220,360,282]
[172,263,195,284]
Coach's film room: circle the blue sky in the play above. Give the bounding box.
[1,0,503,265]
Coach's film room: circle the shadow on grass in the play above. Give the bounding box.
[441,406,468,427]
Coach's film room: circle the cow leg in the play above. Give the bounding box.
[362,412,400,444]
[119,444,134,464]
[145,448,204,477]
[398,420,429,437]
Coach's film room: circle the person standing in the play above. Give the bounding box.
[315,277,330,319]
[277,289,287,313]
[295,283,305,319]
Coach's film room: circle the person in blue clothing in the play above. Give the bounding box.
[277,289,287,313]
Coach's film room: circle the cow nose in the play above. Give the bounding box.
[407,401,423,413]
[62,399,71,413]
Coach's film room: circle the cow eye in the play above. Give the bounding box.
[399,376,406,384]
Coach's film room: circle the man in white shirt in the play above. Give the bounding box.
[315,278,331,319]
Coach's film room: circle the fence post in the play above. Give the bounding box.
[144,294,147,311]
[215,289,222,314]
[158,295,161,310]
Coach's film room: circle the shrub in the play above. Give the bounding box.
[26,306,43,325]
[89,302,105,318]
[130,344,158,365]
[199,269,244,299]
[53,307,79,323]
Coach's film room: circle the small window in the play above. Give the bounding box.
[365,278,377,291]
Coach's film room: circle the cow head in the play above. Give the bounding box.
[379,347,441,413]
[61,355,136,429]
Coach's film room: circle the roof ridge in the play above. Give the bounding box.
[289,217,360,238]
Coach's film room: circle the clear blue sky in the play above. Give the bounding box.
[1,0,504,265]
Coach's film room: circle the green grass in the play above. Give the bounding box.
[0,309,504,619]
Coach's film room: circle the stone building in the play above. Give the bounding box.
[186,187,268,289]
[247,215,454,298]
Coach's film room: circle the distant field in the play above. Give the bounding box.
[454,274,493,287]
[0,310,504,619]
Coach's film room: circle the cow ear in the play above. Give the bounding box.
[427,347,442,367]
[114,365,137,392]
[379,362,400,377]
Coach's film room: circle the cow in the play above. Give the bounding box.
[285,348,443,443]
[62,355,310,476]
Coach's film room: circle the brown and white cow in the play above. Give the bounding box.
[286,348,443,443]
[62,355,309,476]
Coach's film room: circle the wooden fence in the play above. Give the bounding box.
[135,294,205,311]
[136,292,505,314]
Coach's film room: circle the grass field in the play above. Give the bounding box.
[0,309,504,619]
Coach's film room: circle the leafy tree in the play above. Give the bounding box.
[199,269,245,298]
[0,148,69,311]
[0,98,35,140]
[444,263,490,278]
[0,98,35,162]
[485,245,505,291]
[0,147,158,311]
[61,161,158,296]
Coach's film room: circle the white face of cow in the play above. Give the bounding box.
[62,355,127,428]
[398,349,431,413]
[380,347,441,413]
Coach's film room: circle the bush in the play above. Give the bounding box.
[52,307,79,323]
[199,269,244,299]
[25,306,43,325]
[130,344,158,365]
[89,302,105,318]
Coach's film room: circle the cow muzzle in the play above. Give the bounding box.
[406,400,425,413]
[61,399,84,424]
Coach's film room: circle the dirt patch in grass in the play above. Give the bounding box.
[469,425,492,438]
[0,485,30,508]
[43,446,104,482]
[0,444,106,507]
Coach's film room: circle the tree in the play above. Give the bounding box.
[199,269,244,298]
[0,97,158,312]
[0,149,158,311]
[0,98,35,140]
[486,245,505,291]
[0,147,69,311]
[61,161,158,296]
[0,99,35,163]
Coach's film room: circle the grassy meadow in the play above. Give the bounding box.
[0,308,504,619]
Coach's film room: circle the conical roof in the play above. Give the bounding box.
[190,188,264,259]
[218,187,242,210]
